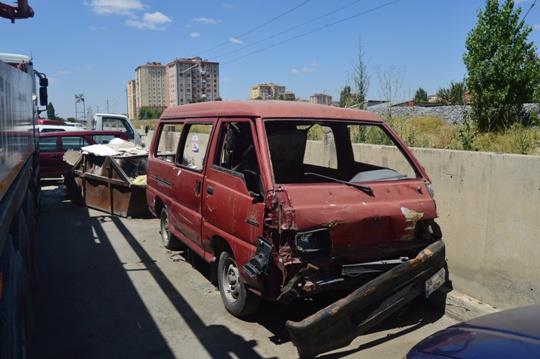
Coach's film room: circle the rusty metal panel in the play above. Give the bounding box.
[69,153,149,217]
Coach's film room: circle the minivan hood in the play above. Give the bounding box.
[277,179,437,261]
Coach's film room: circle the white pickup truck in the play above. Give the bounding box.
[92,113,142,145]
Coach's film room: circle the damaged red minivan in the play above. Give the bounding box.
[146,101,446,354]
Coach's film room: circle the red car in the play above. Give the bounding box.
[38,130,127,179]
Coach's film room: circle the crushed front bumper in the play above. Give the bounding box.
[286,240,446,358]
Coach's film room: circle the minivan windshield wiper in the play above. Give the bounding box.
[304,172,374,196]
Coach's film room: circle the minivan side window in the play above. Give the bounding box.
[213,122,259,175]
[178,124,212,171]
[155,124,183,162]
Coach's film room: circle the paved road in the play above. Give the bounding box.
[31,186,455,359]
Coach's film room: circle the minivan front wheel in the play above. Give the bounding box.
[218,251,260,317]
[159,208,178,249]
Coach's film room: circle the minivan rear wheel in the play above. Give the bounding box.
[159,208,178,250]
[218,251,260,317]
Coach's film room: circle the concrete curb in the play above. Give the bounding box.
[433,286,499,322]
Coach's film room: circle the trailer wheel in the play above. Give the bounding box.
[159,208,178,250]
[218,251,260,317]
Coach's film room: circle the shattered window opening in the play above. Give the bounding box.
[264,119,418,184]
[214,122,260,176]
[155,123,183,162]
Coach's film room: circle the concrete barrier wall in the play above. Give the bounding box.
[307,141,540,309]
[146,129,540,309]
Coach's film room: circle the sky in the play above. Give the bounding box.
[2,0,540,118]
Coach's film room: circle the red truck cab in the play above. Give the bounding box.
[146,101,444,319]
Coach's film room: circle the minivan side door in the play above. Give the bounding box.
[147,122,184,209]
[170,120,214,251]
[201,119,265,265]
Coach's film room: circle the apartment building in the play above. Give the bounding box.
[135,62,167,114]
[166,57,220,106]
[250,83,286,100]
[127,80,137,120]
[309,93,332,105]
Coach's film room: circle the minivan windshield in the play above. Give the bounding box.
[264,119,418,185]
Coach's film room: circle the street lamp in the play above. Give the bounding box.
[74,94,85,125]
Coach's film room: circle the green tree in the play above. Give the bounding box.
[46,102,56,119]
[436,81,466,105]
[138,106,165,120]
[339,86,354,107]
[414,87,428,104]
[464,0,540,132]
[351,37,370,108]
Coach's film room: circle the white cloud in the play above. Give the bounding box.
[534,24,540,31]
[291,61,319,75]
[190,32,201,38]
[88,0,144,15]
[229,37,242,44]
[126,11,172,30]
[192,17,221,24]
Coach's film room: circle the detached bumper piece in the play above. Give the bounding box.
[286,240,445,358]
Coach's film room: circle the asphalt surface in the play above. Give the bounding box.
[31,186,455,359]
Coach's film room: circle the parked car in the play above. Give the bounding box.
[146,101,444,319]
[38,130,127,179]
[407,305,540,358]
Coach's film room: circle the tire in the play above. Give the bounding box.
[159,208,178,250]
[218,251,260,317]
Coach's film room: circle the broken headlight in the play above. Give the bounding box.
[294,228,331,254]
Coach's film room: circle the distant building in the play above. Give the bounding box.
[281,91,296,101]
[135,62,167,116]
[166,57,220,106]
[309,93,332,105]
[250,83,286,100]
[127,80,137,120]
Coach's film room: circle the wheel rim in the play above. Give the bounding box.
[222,259,241,303]
[160,212,169,245]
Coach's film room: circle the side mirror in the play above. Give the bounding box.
[39,87,48,106]
[39,77,48,87]
[243,170,264,203]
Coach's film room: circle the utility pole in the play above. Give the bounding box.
[106,98,110,113]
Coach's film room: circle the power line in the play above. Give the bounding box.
[199,0,314,55]
[214,0,367,60]
[523,0,536,20]
[223,0,404,65]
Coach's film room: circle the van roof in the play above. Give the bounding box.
[161,101,382,122]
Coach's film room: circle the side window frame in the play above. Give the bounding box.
[175,120,214,173]
[153,121,184,163]
[211,119,262,177]
[209,118,266,197]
